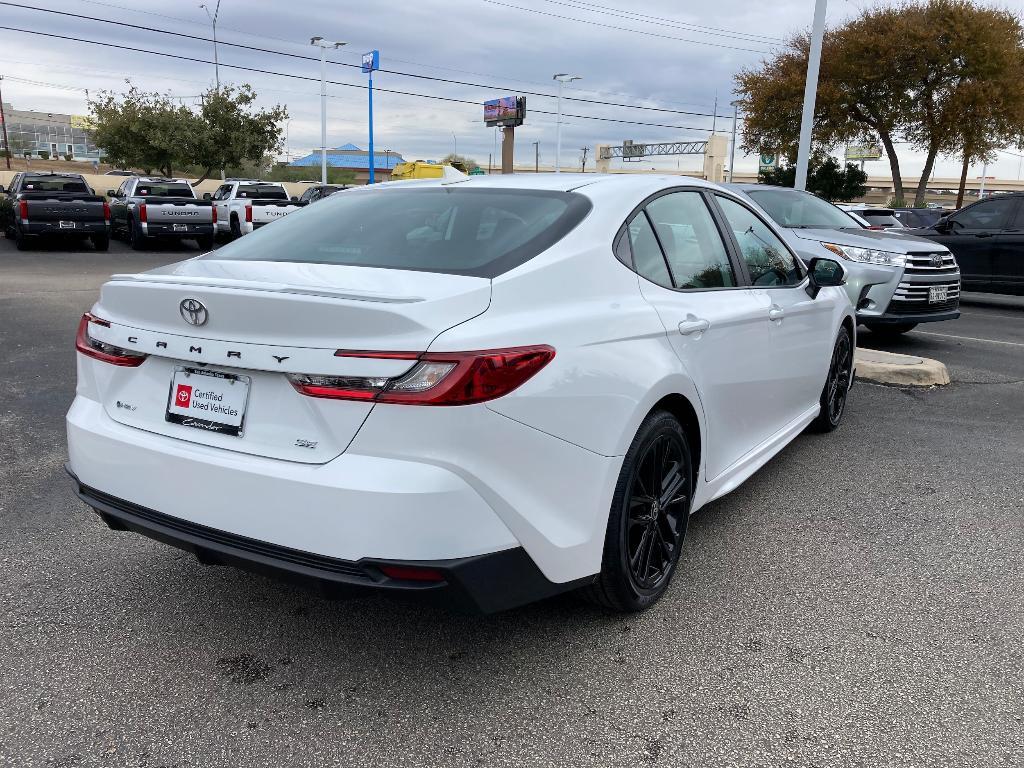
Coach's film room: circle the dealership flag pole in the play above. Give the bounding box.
[795,0,827,191]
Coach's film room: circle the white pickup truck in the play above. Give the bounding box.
[207,180,302,238]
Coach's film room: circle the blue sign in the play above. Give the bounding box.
[361,50,380,73]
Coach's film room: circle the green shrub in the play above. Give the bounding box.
[63,153,74,161]
[38,151,50,160]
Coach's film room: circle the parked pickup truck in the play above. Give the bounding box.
[1,172,109,251]
[107,177,215,251]
[207,180,301,238]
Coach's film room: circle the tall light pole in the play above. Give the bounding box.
[552,73,581,173]
[199,2,221,89]
[794,0,827,191]
[311,37,347,186]
[533,141,539,172]
[728,100,741,182]
[452,132,457,157]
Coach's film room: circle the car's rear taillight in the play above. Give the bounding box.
[138,203,147,223]
[75,313,147,367]
[18,200,28,221]
[102,201,111,222]
[288,346,555,405]
[244,205,252,223]
[211,205,217,224]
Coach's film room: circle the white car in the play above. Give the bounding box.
[67,174,854,613]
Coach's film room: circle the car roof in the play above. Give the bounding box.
[419,172,726,194]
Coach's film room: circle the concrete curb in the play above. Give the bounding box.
[855,348,950,387]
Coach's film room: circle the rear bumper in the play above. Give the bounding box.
[142,222,214,238]
[69,475,585,614]
[24,221,107,235]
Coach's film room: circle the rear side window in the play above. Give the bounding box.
[717,196,804,287]
[645,192,735,289]
[206,187,593,278]
[628,213,672,287]
[237,185,288,199]
[135,183,194,198]
[952,198,1017,230]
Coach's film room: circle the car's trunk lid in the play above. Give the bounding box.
[88,258,491,463]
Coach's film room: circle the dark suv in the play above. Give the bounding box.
[914,194,1024,295]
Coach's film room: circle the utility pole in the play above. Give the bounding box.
[200,1,222,89]
[0,75,11,170]
[533,141,539,172]
[553,73,581,172]
[580,146,588,172]
[794,0,827,191]
[311,37,347,186]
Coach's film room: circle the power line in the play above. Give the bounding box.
[0,2,740,120]
[538,0,785,44]
[0,25,721,134]
[479,0,772,53]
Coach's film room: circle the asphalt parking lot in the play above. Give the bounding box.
[1,237,1022,767]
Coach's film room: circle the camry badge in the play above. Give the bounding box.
[179,298,208,326]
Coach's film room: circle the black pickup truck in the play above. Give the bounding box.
[1,172,110,251]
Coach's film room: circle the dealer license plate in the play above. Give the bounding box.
[165,367,250,436]
[59,221,75,229]
[928,285,948,304]
[173,224,188,232]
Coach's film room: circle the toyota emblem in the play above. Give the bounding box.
[179,298,208,326]
[929,254,943,268]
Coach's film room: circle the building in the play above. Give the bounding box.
[0,103,102,160]
[288,143,404,184]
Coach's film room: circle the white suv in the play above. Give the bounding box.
[67,174,854,613]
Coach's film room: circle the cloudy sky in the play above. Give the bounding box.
[2,0,1024,180]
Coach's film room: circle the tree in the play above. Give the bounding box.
[89,85,194,177]
[760,156,867,201]
[736,1,1024,208]
[441,152,479,173]
[189,85,288,184]
[89,83,287,182]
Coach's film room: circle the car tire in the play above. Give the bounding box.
[582,410,692,612]
[230,215,242,240]
[865,322,917,338]
[810,326,854,433]
[128,216,148,251]
[13,225,31,251]
[196,235,215,251]
[91,233,110,252]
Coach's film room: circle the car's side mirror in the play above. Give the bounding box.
[202,192,212,200]
[106,189,116,197]
[805,257,846,299]
[291,195,299,202]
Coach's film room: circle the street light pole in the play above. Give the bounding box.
[794,0,827,191]
[199,1,221,89]
[533,141,539,172]
[311,37,347,186]
[552,73,581,173]
[452,132,457,157]
[728,100,740,182]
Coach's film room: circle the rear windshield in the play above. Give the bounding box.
[21,177,89,193]
[136,182,195,198]
[206,187,593,278]
[746,188,855,229]
[237,184,288,200]
[860,211,903,227]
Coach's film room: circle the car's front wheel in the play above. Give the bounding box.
[810,326,853,433]
[583,410,692,612]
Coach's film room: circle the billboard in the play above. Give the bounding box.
[845,143,882,161]
[484,96,525,127]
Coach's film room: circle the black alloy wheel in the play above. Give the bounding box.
[811,327,853,432]
[583,411,692,612]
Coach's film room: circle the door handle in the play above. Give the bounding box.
[678,317,710,336]
[976,232,993,238]
[768,305,785,322]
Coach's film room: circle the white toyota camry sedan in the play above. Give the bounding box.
[67,174,855,613]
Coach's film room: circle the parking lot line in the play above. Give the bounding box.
[914,330,1024,347]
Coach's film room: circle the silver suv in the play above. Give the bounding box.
[728,185,961,337]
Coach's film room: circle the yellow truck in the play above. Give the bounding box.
[389,161,472,181]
